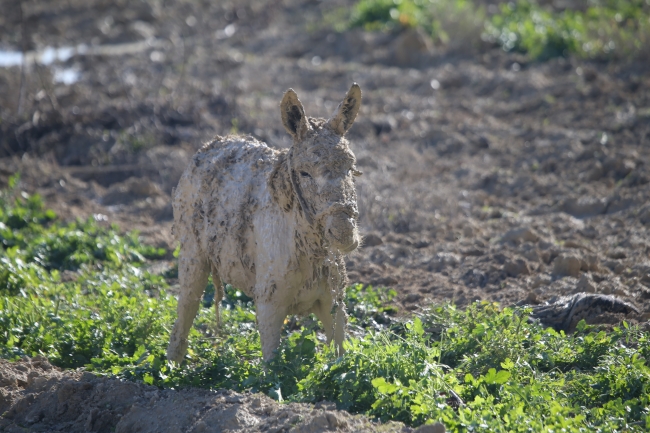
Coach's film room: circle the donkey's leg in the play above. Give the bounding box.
[256,301,287,361]
[167,242,209,363]
[311,298,335,344]
[333,302,347,357]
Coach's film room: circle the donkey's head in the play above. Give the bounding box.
[279,84,362,254]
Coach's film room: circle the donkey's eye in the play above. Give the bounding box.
[300,171,312,178]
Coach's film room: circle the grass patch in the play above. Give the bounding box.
[347,0,650,60]
[484,0,650,60]
[0,177,649,431]
[349,0,485,49]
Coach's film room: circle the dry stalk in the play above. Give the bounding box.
[17,0,28,116]
[171,35,189,108]
[34,62,61,116]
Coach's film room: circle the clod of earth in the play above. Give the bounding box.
[504,258,530,277]
[552,254,582,278]
[167,84,364,362]
[501,227,540,244]
[576,274,597,293]
[412,423,446,433]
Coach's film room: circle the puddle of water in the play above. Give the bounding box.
[40,46,76,65]
[0,50,23,67]
[53,67,81,85]
[0,39,162,84]
[0,45,79,68]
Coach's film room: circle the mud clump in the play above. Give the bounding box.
[501,227,540,244]
[552,254,582,278]
[504,258,530,277]
[576,274,597,293]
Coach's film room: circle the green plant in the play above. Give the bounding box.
[484,0,650,60]
[0,178,648,431]
[348,0,650,60]
[349,0,485,47]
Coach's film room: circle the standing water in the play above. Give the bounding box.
[0,39,162,84]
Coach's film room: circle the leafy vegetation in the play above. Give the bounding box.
[349,0,485,47]
[348,0,650,60]
[0,177,649,431]
[484,0,650,60]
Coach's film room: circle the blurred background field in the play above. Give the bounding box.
[0,0,648,315]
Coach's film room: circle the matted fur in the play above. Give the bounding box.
[167,84,362,361]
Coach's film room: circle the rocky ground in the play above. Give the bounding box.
[0,0,649,430]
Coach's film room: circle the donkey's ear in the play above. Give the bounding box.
[327,83,362,136]
[280,89,310,141]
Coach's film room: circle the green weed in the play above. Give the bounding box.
[484,0,650,60]
[0,177,648,431]
[348,0,650,60]
[350,0,485,47]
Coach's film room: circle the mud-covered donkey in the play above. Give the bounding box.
[167,84,363,361]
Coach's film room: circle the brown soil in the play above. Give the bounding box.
[0,357,412,432]
[1,0,649,429]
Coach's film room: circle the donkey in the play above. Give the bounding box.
[167,84,362,361]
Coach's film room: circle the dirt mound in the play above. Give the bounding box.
[0,357,413,433]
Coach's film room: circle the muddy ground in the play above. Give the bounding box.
[0,357,424,433]
[0,0,649,430]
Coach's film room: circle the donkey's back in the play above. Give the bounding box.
[172,136,281,293]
